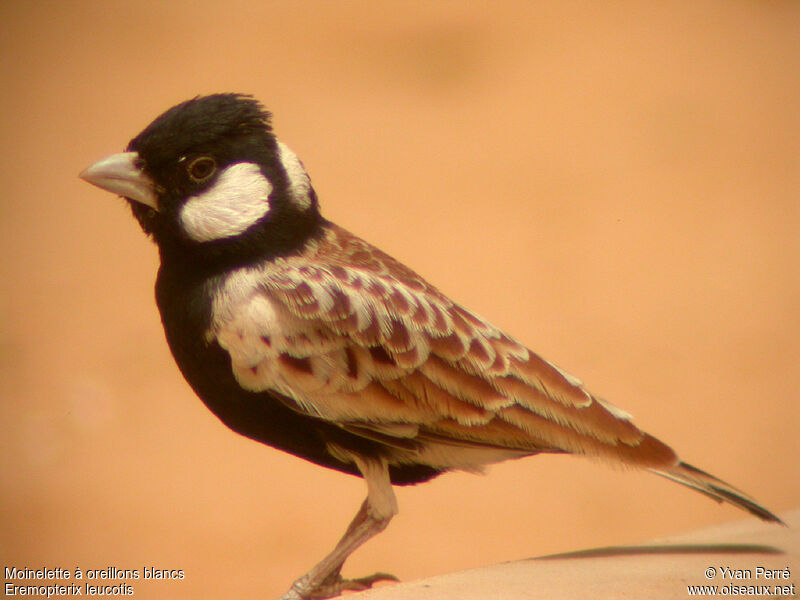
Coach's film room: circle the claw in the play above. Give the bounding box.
[307,572,400,599]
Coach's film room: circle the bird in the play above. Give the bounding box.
[80,94,783,600]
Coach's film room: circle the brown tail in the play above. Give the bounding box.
[650,462,785,525]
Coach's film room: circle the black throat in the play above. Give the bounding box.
[155,206,327,284]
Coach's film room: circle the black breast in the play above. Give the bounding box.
[153,261,442,486]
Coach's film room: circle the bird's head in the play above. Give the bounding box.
[80,94,321,265]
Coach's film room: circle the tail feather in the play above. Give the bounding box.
[650,462,785,525]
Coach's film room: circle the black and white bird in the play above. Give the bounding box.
[80,94,782,600]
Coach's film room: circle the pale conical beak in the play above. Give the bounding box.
[79,152,159,211]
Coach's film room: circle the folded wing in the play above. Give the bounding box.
[209,224,678,472]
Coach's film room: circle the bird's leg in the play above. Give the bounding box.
[278,457,399,600]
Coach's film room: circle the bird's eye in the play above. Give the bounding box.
[187,156,217,183]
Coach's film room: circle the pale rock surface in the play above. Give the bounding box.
[358,509,799,599]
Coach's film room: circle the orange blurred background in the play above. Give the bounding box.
[1,1,798,598]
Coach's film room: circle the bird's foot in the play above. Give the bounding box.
[312,571,399,598]
[279,571,399,600]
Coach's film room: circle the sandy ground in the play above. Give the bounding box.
[1,2,799,599]
[358,509,799,599]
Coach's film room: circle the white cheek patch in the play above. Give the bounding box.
[179,162,273,242]
[277,142,312,210]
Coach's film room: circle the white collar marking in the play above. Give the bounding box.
[179,162,272,242]
[277,142,312,210]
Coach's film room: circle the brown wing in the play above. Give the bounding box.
[209,224,677,471]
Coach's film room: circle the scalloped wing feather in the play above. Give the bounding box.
[208,224,677,471]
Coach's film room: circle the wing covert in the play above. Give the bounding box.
[207,225,677,470]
